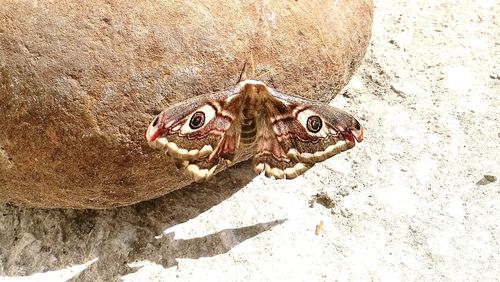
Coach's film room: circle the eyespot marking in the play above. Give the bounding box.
[297,110,329,138]
[306,116,322,133]
[189,111,205,129]
[179,105,217,134]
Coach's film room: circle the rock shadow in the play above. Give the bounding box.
[0,161,285,281]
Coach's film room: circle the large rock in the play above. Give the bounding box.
[0,0,373,208]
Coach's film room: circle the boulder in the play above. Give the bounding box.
[0,0,373,208]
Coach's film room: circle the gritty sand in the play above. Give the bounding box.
[1,0,499,281]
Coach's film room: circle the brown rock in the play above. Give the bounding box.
[0,0,373,208]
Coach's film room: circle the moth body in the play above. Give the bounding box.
[146,80,363,182]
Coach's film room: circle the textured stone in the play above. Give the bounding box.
[0,0,373,208]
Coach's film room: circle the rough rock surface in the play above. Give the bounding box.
[0,0,373,208]
[1,0,498,281]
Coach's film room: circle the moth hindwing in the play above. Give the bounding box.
[146,80,363,182]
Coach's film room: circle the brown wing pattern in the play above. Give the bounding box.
[147,80,363,181]
[252,87,363,179]
[146,87,245,182]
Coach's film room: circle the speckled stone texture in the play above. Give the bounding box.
[0,0,374,208]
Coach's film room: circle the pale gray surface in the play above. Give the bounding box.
[1,0,499,281]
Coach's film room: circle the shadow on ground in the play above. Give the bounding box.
[0,161,285,281]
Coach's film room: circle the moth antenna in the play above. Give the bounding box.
[237,60,248,83]
[249,51,255,78]
[237,51,258,83]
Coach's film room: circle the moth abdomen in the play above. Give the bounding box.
[240,118,257,145]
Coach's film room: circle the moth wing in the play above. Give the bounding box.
[253,87,363,179]
[146,87,244,182]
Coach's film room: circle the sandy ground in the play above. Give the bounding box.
[1,0,499,281]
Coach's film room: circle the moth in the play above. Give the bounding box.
[146,80,363,182]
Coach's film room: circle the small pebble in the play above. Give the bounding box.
[484,175,497,182]
[477,175,497,185]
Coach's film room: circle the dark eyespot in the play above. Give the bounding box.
[152,116,159,127]
[306,116,322,133]
[189,111,205,129]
